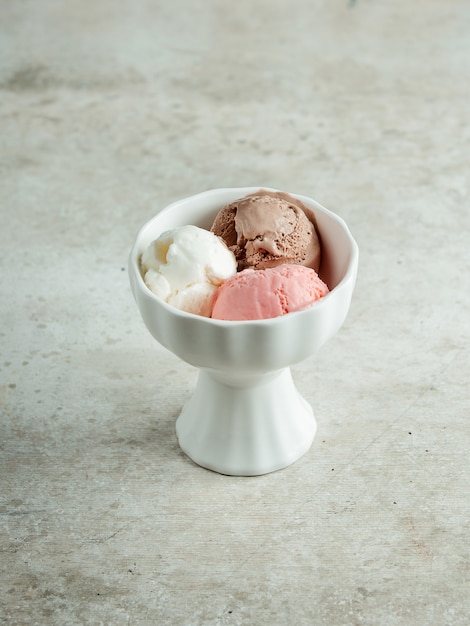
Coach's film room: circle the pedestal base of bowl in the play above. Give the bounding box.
[175,367,316,476]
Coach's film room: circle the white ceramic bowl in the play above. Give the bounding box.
[129,187,359,475]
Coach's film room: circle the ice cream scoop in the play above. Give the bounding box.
[140,224,237,317]
[211,190,321,272]
[211,264,329,321]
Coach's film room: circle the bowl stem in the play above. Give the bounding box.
[175,367,316,476]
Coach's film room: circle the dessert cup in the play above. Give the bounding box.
[129,187,359,476]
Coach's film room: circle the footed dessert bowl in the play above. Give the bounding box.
[129,187,359,476]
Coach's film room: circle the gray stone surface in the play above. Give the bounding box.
[1,1,469,624]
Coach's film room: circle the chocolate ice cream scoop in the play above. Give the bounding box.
[210,190,321,272]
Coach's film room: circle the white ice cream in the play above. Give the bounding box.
[141,225,237,316]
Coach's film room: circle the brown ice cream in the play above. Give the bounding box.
[211,190,321,272]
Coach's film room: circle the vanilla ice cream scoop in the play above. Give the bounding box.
[140,225,237,317]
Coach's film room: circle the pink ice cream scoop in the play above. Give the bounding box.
[211,264,329,321]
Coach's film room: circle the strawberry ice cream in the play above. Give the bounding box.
[211,264,329,321]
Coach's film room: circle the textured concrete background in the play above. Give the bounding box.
[1,1,469,624]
